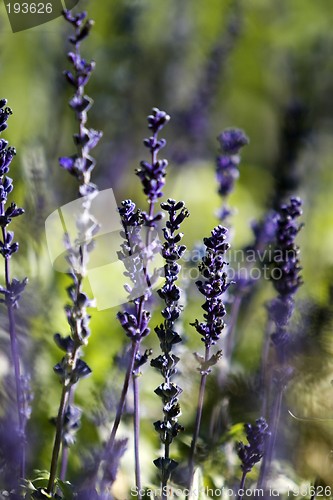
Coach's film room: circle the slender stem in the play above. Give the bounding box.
[105,341,139,455]
[59,446,69,482]
[257,383,283,490]
[47,384,70,494]
[59,385,74,481]
[161,442,170,500]
[59,350,76,481]
[237,471,247,500]
[1,223,25,479]
[129,191,156,495]
[133,372,142,500]
[187,345,210,495]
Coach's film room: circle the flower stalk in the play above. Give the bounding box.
[151,199,189,497]
[187,225,231,492]
[99,109,170,494]
[47,8,102,494]
[258,197,303,489]
[0,100,28,482]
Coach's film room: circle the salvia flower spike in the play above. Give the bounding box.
[216,128,248,222]
[151,199,189,495]
[270,196,303,363]
[187,225,231,493]
[47,9,101,494]
[100,109,170,496]
[237,418,270,500]
[0,99,28,482]
[258,197,303,490]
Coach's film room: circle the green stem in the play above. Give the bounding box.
[133,372,142,500]
[47,384,70,494]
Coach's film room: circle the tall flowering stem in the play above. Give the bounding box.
[100,109,170,494]
[258,197,303,489]
[215,129,249,360]
[215,128,248,223]
[236,418,270,500]
[0,100,27,481]
[151,199,189,498]
[187,225,231,492]
[47,9,102,494]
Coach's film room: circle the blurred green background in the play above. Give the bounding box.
[1,0,333,496]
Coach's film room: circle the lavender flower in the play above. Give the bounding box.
[59,9,102,197]
[136,107,170,226]
[0,99,13,132]
[47,10,101,494]
[191,225,231,349]
[0,100,28,482]
[237,418,270,474]
[216,128,248,215]
[99,110,171,497]
[258,197,303,490]
[187,225,231,493]
[270,197,303,358]
[151,199,189,493]
[237,418,270,500]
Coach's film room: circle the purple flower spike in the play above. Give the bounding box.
[267,197,303,361]
[191,225,231,348]
[136,108,170,224]
[273,197,303,298]
[218,128,249,155]
[60,9,102,196]
[0,100,28,483]
[216,128,249,221]
[237,418,270,473]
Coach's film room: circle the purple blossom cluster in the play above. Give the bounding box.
[216,129,249,217]
[237,418,270,474]
[59,9,102,198]
[151,199,189,485]
[0,99,28,483]
[47,10,103,495]
[136,108,170,226]
[191,225,231,348]
[268,197,303,358]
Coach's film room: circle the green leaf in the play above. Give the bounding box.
[56,480,74,500]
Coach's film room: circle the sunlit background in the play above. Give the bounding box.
[1,0,333,496]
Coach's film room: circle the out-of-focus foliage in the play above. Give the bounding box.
[1,0,333,496]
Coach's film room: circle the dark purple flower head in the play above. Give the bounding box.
[147,107,170,134]
[151,200,188,478]
[60,9,102,197]
[62,9,87,27]
[191,225,231,348]
[218,128,249,155]
[273,197,303,297]
[268,197,303,362]
[267,296,294,328]
[136,108,170,221]
[216,129,249,218]
[216,156,240,196]
[0,100,13,133]
[62,9,93,45]
[237,417,270,473]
